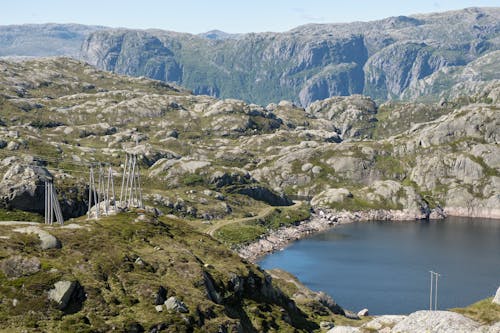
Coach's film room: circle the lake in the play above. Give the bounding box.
[258,217,500,315]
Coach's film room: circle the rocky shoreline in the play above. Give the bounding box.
[237,208,446,262]
[238,206,500,262]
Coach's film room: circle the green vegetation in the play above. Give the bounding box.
[215,203,311,246]
[215,223,267,246]
[0,212,328,332]
[452,297,500,325]
[0,209,43,223]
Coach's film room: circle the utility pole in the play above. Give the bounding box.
[88,165,99,219]
[120,153,143,210]
[429,271,441,310]
[45,180,64,225]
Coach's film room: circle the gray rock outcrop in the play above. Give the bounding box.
[0,255,41,278]
[48,280,77,309]
[234,186,293,206]
[493,286,500,305]
[362,315,406,331]
[0,160,52,213]
[13,226,62,250]
[391,310,481,333]
[357,308,369,317]
[80,8,500,106]
[164,296,189,313]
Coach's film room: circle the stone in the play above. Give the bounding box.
[357,308,369,317]
[391,310,481,333]
[311,188,352,207]
[164,296,188,313]
[493,286,500,305]
[48,281,77,309]
[314,291,344,315]
[320,321,334,330]
[362,315,406,331]
[38,231,62,250]
[487,322,500,333]
[301,163,313,172]
[0,255,41,278]
[13,226,61,250]
[311,165,323,175]
[344,311,360,320]
[6,141,19,151]
[155,305,163,312]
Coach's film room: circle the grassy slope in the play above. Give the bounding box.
[452,297,500,325]
[0,212,355,332]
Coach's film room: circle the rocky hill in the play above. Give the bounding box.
[79,7,500,105]
[0,24,106,58]
[0,55,499,331]
[0,57,498,236]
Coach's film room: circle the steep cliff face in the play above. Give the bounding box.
[81,29,368,106]
[79,7,500,106]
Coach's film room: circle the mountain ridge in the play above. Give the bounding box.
[79,7,500,105]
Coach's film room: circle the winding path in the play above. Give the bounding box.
[205,201,303,237]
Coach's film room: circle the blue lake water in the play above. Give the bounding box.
[258,217,500,315]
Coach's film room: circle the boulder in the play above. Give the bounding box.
[320,321,334,330]
[301,163,313,172]
[0,255,41,278]
[311,188,352,207]
[493,286,500,305]
[13,226,61,250]
[6,141,20,151]
[362,315,406,331]
[164,296,188,313]
[48,280,77,309]
[314,291,345,315]
[392,310,481,333]
[357,308,369,317]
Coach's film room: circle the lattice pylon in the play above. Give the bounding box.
[119,153,143,210]
[45,180,64,225]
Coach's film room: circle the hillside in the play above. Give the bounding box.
[0,54,498,331]
[79,7,500,105]
[0,212,358,332]
[0,57,498,242]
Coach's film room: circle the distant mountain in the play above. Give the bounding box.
[198,29,241,40]
[0,23,107,57]
[79,7,500,105]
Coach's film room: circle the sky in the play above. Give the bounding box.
[1,0,498,34]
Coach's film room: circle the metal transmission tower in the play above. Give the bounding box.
[119,153,143,209]
[87,164,117,219]
[44,181,64,225]
[429,271,441,310]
